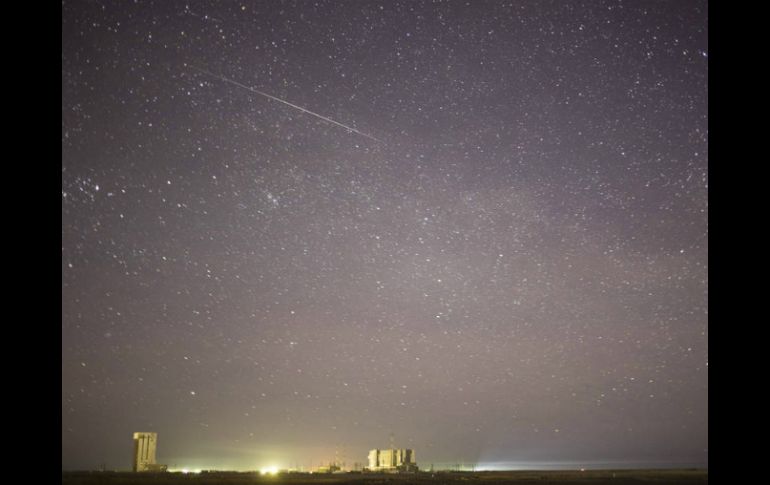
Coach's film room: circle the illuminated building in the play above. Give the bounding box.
[367,449,418,472]
[132,432,167,472]
[315,463,341,473]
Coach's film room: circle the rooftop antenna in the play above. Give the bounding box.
[389,431,395,450]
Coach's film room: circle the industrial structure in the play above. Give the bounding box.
[367,448,418,472]
[132,432,167,472]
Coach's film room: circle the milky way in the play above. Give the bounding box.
[62,0,708,471]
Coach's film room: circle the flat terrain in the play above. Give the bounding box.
[62,470,707,485]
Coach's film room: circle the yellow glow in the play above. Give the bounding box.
[168,468,200,474]
[261,466,278,475]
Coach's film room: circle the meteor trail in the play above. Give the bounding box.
[188,65,383,143]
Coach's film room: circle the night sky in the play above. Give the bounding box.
[62,0,708,472]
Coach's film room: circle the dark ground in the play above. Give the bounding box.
[62,470,707,485]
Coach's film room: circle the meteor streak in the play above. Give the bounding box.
[188,65,383,143]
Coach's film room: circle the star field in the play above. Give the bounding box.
[62,0,707,471]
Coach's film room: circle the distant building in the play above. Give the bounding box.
[133,432,167,472]
[367,449,418,472]
[315,463,341,473]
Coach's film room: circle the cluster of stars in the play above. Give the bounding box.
[63,0,707,472]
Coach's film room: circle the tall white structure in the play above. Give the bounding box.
[133,432,166,472]
[367,449,417,472]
